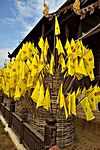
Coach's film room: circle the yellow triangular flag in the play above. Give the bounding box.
[59,83,65,108]
[36,83,45,108]
[58,54,66,72]
[44,87,51,110]
[71,91,76,116]
[82,87,86,95]
[81,96,95,121]
[27,72,33,88]
[56,37,65,55]
[22,61,29,80]
[65,39,72,56]
[67,57,74,76]
[18,76,27,96]
[88,90,96,110]
[31,80,40,103]
[38,53,44,72]
[14,85,21,101]
[31,55,39,78]
[78,58,87,76]
[83,49,94,69]
[50,54,54,75]
[38,37,44,52]
[44,37,49,61]
[76,87,81,99]
[55,16,60,35]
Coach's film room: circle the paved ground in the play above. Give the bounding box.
[0,121,17,150]
[0,117,100,150]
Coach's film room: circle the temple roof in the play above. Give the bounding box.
[8,0,100,59]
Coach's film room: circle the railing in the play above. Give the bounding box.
[0,102,45,150]
[0,94,57,150]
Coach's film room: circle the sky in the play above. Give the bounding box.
[0,0,66,67]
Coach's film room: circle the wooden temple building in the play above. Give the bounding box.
[8,0,100,85]
[6,0,100,149]
[8,0,100,107]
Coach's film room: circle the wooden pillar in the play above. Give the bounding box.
[65,25,69,39]
[20,108,28,143]
[20,122,24,144]
[44,113,57,150]
[77,21,82,39]
[8,100,15,127]
[42,23,45,37]
[10,100,15,112]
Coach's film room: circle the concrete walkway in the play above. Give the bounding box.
[0,113,27,150]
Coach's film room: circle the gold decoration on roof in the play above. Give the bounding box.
[73,0,81,15]
[43,1,49,17]
[42,0,99,20]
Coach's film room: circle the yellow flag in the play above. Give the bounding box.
[27,72,33,88]
[57,83,68,118]
[38,53,44,72]
[65,39,72,56]
[83,50,94,69]
[31,55,39,78]
[50,54,54,75]
[93,84,99,105]
[82,87,86,95]
[56,37,65,55]
[21,43,28,60]
[71,91,76,116]
[18,76,27,96]
[67,93,71,115]
[59,83,65,108]
[55,16,60,35]
[88,90,96,110]
[71,38,77,59]
[22,61,29,80]
[44,87,51,110]
[71,38,75,49]
[81,96,95,121]
[74,57,80,74]
[38,37,44,52]
[87,85,93,93]
[26,59,32,70]
[36,83,45,108]
[5,82,10,97]
[10,88,15,98]
[76,40,82,57]
[27,42,34,58]
[14,85,21,101]
[78,58,87,76]
[76,87,81,99]
[58,54,66,72]
[9,77,15,89]
[44,37,49,61]
[31,80,40,103]
[85,63,95,81]
[67,57,74,76]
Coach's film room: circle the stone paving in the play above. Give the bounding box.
[0,120,17,150]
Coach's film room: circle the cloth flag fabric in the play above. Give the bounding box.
[55,16,60,35]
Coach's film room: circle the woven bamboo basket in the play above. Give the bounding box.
[15,71,75,148]
[32,71,75,148]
